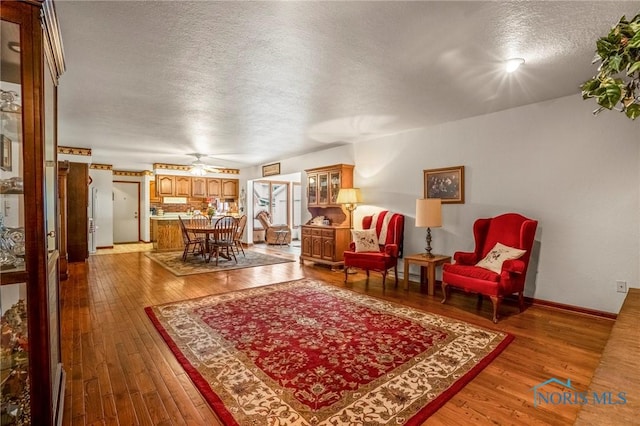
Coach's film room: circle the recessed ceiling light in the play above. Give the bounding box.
[8,42,20,53]
[506,58,525,73]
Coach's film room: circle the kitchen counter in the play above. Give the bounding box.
[150,216,183,251]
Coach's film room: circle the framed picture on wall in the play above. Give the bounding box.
[423,165,464,204]
[262,162,280,177]
[1,135,12,172]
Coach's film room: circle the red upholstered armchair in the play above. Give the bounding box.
[442,213,538,323]
[343,211,405,287]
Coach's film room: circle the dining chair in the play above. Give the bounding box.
[188,214,210,242]
[233,215,247,257]
[178,216,204,261]
[210,215,238,266]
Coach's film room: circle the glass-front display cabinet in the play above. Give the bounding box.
[1,1,66,424]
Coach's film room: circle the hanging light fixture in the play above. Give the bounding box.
[189,153,220,175]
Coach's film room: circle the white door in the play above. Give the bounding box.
[113,182,139,243]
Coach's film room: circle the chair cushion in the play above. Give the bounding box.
[351,229,379,252]
[475,242,526,273]
[443,263,501,282]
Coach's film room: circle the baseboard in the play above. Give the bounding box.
[96,245,114,250]
[523,296,617,320]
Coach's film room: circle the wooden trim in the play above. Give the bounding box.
[96,245,114,250]
[153,163,240,175]
[58,146,91,156]
[114,170,146,177]
[41,0,66,82]
[90,163,113,170]
[523,296,617,320]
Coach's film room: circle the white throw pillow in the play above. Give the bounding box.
[351,229,380,252]
[475,242,526,273]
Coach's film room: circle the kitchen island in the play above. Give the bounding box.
[150,215,184,251]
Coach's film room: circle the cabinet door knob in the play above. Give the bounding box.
[47,230,56,238]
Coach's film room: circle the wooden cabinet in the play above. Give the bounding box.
[206,178,222,198]
[149,180,160,203]
[306,164,353,207]
[157,175,175,196]
[222,179,238,198]
[300,226,351,270]
[175,176,191,196]
[154,175,238,199]
[0,1,66,424]
[191,177,207,197]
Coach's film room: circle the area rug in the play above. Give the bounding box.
[145,250,294,276]
[146,278,513,425]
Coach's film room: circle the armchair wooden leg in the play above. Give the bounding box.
[518,291,525,312]
[381,271,387,289]
[489,296,501,323]
[441,282,449,303]
[393,266,398,287]
[344,267,348,283]
[477,294,483,308]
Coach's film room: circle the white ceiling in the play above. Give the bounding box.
[54,1,640,171]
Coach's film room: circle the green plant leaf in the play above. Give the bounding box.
[624,103,640,119]
[608,54,624,72]
[597,83,622,109]
[581,79,601,95]
[628,61,640,75]
[628,31,640,48]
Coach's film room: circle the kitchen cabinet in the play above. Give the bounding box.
[175,176,191,196]
[191,177,207,197]
[206,178,221,198]
[157,175,175,196]
[222,179,238,199]
[149,180,160,203]
[1,1,66,424]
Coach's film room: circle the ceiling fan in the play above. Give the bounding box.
[188,153,222,176]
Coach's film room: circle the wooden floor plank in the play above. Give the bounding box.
[60,245,615,425]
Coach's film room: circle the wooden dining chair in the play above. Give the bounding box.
[188,214,210,242]
[210,216,238,265]
[178,216,204,261]
[233,215,247,257]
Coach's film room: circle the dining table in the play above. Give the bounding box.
[183,223,234,263]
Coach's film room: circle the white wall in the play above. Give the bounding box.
[352,94,637,314]
[88,169,114,248]
[241,94,638,313]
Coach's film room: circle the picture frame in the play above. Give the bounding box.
[1,135,12,172]
[423,165,464,204]
[262,162,280,177]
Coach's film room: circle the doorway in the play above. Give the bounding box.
[113,181,140,243]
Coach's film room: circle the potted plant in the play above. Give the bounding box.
[581,13,640,120]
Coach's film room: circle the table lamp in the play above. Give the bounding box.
[336,188,362,229]
[415,198,442,257]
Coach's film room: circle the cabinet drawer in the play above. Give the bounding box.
[311,228,322,236]
[322,229,335,237]
[302,227,312,236]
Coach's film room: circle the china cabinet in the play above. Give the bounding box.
[1,1,66,424]
[300,164,354,269]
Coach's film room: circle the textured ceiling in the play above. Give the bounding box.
[53,1,640,171]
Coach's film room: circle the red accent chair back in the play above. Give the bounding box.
[442,213,538,323]
[343,211,405,287]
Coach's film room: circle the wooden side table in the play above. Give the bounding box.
[403,253,452,295]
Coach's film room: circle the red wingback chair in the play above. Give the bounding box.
[442,213,538,323]
[343,211,405,287]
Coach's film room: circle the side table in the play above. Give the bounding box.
[274,229,290,246]
[403,253,452,295]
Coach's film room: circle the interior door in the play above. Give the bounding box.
[113,181,139,243]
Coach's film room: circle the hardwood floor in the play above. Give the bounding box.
[60,247,614,425]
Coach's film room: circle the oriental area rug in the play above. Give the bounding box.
[145,250,294,276]
[145,278,514,425]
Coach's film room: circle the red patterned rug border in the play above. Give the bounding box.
[144,306,238,426]
[145,279,515,424]
[405,331,514,425]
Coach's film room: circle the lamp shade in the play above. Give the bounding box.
[416,198,442,228]
[336,188,362,205]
